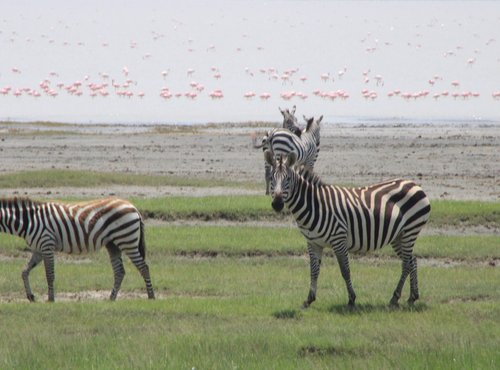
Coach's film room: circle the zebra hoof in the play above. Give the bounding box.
[388,301,400,309]
[407,298,418,306]
[27,294,36,302]
[301,301,310,310]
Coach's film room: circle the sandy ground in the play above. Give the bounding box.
[0,121,498,201]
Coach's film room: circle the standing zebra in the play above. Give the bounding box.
[252,106,304,194]
[279,105,302,136]
[252,132,273,195]
[0,197,155,302]
[264,151,431,308]
[267,114,322,171]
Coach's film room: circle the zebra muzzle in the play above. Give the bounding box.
[272,195,284,212]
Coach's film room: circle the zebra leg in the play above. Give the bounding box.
[389,240,413,307]
[390,238,419,306]
[41,250,56,302]
[390,256,411,307]
[21,252,43,302]
[407,255,419,305]
[334,248,356,307]
[123,248,155,299]
[264,162,271,195]
[302,243,323,309]
[106,243,126,300]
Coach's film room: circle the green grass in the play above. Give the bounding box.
[1,225,497,261]
[0,218,498,369]
[0,254,498,369]
[0,170,498,227]
[0,171,498,368]
[429,200,500,228]
[134,196,500,226]
[0,169,254,189]
[135,195,278,221]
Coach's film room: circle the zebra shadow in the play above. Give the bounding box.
[327,302,429,315]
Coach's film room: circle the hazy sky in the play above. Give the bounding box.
[1,0,499,123]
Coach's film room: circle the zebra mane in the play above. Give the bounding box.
[297,167,325,187]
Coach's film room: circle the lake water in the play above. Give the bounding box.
[1,0,499,124]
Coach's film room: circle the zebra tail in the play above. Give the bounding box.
[139,218,146,260]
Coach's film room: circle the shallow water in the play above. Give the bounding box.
[1,0,499,124]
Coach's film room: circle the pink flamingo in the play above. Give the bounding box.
[209,90,223,99]
[259,92,271,100]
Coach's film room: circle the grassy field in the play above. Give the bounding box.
[0,169,254,189]
[0,171,498,369]
[1,169,498,225]
[0,224,498,369]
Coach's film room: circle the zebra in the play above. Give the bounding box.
[279,105,302,136]
[264,151,431,308]
[252,132,273,195]
[267,114,322,172]
[0,197,155,302]
[251,106,305,195]
[252,114,321,194]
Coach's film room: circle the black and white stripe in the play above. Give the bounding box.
[279,105,302,136]
[267,114,322,171]
[252,106,311,195]
[0,197,154,302]
[265,152,431,308]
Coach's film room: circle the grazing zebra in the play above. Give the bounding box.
[0,197,155,302]
[267,114,322,172]
[264,151,431,308]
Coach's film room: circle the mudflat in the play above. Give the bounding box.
[0,121,498,201]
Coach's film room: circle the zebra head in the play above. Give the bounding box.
[279,105,302,137]
[264,150,297,212]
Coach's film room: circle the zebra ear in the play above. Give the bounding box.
[305,116,314,131]
[317,115,323,125]
[291,105,296,115]
[279,107,285,117]
[264,150,274,166]
[286,152,297,167]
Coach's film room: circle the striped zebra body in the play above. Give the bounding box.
[265,152,431,308]
[252,106,304,195]
[267,115,322,173]
[0,197,154,302]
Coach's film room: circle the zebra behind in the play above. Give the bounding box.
[253,114,322,194]
[279,105,302,136]
[252,106,304,194]
[267,114,322,171]
[265,151,431,308]
[0,197,155,302]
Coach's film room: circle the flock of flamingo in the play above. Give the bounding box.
[1,3,500,122]
[2,63,499,103]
